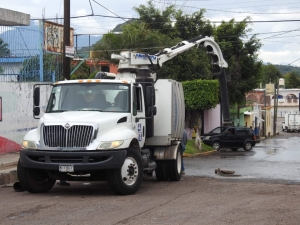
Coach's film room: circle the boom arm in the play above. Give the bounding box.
[111,35,231,125]
[155,36,228,69]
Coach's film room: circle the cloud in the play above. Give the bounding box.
[258,50,300,65]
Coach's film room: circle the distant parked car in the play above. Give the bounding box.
[201,126,256,151]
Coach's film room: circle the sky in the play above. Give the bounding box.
[1,0,300,66]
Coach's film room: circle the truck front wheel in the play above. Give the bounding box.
[17,160,56,193]
[107,149,143,195]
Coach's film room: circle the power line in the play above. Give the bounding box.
[153,0,300,14]
[287,58,300,66]
[30,14,300,23]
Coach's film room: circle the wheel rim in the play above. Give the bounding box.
[121,157,138,186]
[213,142,220,150]
[177,150,182,173]
[245,142,252,150]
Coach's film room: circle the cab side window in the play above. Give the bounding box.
[136,87,142,111]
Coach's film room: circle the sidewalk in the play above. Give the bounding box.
[0,152,19,186]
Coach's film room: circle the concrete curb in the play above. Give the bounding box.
[0,169,18,187]
[184,150,217,158]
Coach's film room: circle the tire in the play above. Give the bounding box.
[107,148,143,195]
[155,160,168,181]
[243,141,253,151]
[212,141,221,151]
[17,160,55,193]
[167,146,182,181]
[231,148,238,151]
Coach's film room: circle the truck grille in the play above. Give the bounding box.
[43,125,93,148]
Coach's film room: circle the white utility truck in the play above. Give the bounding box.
[282,113,300,132]
[17,36,228,195]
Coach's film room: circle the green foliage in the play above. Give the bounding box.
[214,18,263,105]
[174,9,214,39]
[93,21,177,61]
[260,64,282,87]
[70,61,90,80]
[274,64,300,75]
[284,71,300,88]
[134,1,176,37]
[158,48,213,81]
[0,38,10,57]
[185,140,214,154]
[134,3,216,82]
[182,80,219,110]
[19,53,62,81]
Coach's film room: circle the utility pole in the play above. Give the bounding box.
[63,0,70,80]
[273,80,279,136]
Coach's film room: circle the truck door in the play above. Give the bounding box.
[132,86,146,147]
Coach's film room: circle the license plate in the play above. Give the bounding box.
[59,165,74,172]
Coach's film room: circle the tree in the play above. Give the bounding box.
[182,80,219,149]
[0,38,10,74]
[214,18,263,106]
[261,63,282,87]
[134,2,214,81]
[93,21,177,61]
[284,71,300,88]
[0,38,10,57]
[19,53,62,81]
[134,1,176,37]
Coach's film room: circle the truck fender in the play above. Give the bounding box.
[153,141,181,160]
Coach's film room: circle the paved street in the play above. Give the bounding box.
[1,119,300,225]
[185,117,300,183]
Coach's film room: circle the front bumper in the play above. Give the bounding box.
[20,149,127,171]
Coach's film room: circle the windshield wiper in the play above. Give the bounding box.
[48,110,69,113]
[78,109,103,112]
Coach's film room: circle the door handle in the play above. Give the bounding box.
[143,126,145,137]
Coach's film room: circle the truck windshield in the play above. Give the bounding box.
[46,83,130,113]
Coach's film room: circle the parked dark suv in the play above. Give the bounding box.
[201,126,256,151]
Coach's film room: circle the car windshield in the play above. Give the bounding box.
[209,127,227,134]
[46,83,130,113]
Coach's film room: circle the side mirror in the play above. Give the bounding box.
[33,87,40,117]
[33,87,40,107]
[33,107,40,116]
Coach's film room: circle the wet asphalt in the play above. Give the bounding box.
[185,117,300,184]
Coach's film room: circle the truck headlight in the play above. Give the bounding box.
[97,140,124,150]
[204,136,211,140]
[22,140,37,149]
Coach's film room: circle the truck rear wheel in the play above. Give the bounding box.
[167,146,182,181]
[155,161,168,181]
[107,149,143,195]
[17,160,55,193]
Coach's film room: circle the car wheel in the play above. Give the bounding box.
[243,141,253,151]
[231,148,238,151]
[212,141,221,151]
